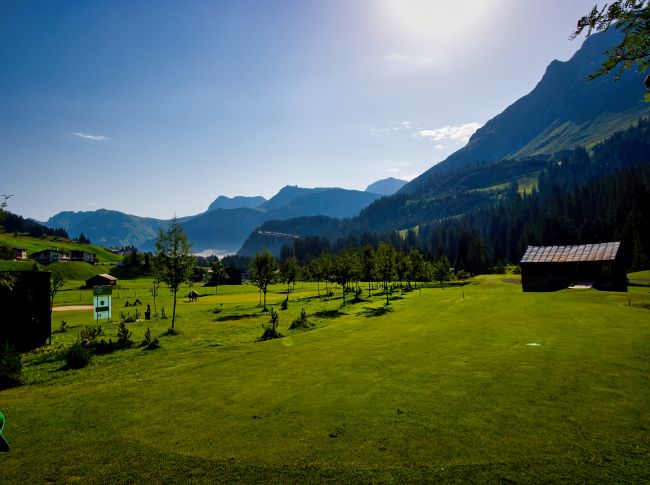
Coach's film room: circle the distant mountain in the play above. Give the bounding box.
[256,186,328,211]
[261,187,381,219]
[180,187,381,253]
[46,185,382,254]
[207,195,266,211]
[46,209,168,248]
[365,177,407,196]
[403,28,650,195]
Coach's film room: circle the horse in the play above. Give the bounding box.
[188,290,199,302]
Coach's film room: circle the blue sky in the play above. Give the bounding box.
[1,0,596,221]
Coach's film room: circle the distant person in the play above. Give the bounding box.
[145,304,151,320]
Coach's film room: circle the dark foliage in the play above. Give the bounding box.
[64,341,92,369]
[1,212,68,239]
[0,343,22,389]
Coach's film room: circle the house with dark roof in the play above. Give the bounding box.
[520,241,626,292]
[85,273,118,289]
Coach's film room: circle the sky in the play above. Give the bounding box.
[1,0,597,221]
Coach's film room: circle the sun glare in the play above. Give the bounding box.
[378,0,505,44]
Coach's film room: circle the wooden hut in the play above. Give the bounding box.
[85,273,117,289]
[520,241,626,292]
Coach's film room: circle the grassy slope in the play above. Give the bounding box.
[1,278,649,483]
[0,233,121,263]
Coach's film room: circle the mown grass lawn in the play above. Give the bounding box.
[1,276,649,483]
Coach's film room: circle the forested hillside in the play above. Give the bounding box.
[262,118,650,272]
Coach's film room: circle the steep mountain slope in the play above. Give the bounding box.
[403,28,650,195]
[207,195,267,211]
[365,177,407,195]
[46,209,168,248]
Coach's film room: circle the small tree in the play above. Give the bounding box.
[332,249,357,306]
[408,249,426,292]
[360,245,375,298]
[317,252,334,294]
[373,242,397,305]
[308,257,323,297]
[153,217,195,331]
[433,255,452,289]
[280,256,300,297]
[249,250,277,311]
[149,277,161,317]
[210,258,228,295]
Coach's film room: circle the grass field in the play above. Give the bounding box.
[1,275,649,483]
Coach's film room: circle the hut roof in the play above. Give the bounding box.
[86,273,117,282]
[520,242,620,264]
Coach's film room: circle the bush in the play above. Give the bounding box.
[65,341,92,369]
[280,298,288,310]
[0,343,22,389]
[258,308,283,341]
[116,321,132,347]
[79,326,102,343]
[58,321,69,333]
[142,327,160,350]
[160,307,168,320]
[289,308,313,330]
[93,338,115,355]
[119,309,141,324]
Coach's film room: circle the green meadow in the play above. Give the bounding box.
[1,275,649,483]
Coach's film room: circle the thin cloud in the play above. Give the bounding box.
[413,122,481,144]
[434,144,446,151]
[74,132,109,141]
[369,121,417,136]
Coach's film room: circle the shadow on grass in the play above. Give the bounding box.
[313,309,347,319]
[358,306,394,318]
[215,313,259,322]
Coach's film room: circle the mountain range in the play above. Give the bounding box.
[44,180,402,253]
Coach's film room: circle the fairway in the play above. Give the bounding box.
[1,277,649,482]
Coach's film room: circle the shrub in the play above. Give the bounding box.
[290,308,313,330]
[142,327,160,350]
[512,265,521,275]
[0,343,22,389]
[79,326,102,343]
[58,321,69,333]
[258,308,283,341]
[93,338,115,355]
[160,307,168,320]
[280,298,288,310]
[65,341,92,369]
[116,321,132,346]
[119,309,141,324]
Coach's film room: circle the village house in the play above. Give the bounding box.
[30,249,70,265]
[14,247,27,260]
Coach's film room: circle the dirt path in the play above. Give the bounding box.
[52,305,94,312]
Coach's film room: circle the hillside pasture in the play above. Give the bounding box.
[0,233,122,263]
[1,276,648,482]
